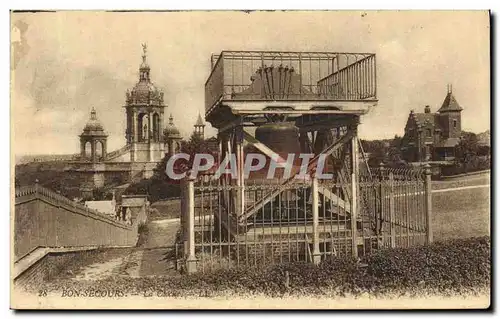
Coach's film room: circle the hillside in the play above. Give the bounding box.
[15,154,79,165]
[15,161,82,199]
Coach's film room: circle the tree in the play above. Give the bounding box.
[455,132,479,165]
[452,131,489,174]
[361,140,387,167]
[387,135,406,168]
[125,133,219,202]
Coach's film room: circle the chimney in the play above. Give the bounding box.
[424,105,431,114]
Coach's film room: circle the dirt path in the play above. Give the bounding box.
[65,218,180,281]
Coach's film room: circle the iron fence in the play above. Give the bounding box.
[177,166,431,273]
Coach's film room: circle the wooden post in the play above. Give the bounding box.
[185,176,197,273]
[424,163,433,244]
[378,162,385,247]
[389,172,396,248]
[180,179,187,254]
[311,176,321,264]
[350,133,359,259]
[235,126,245,216]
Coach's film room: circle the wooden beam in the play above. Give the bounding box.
[318,187,350,213]
[233,109,369,115]
[297,118,355,132]
[243,131,286,163]
[224,100,376,113]
[216,117,245,133]
[239,130,355,222]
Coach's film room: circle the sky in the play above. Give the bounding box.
[11,11,490,156]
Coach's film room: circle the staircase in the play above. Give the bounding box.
[104,144,131,162]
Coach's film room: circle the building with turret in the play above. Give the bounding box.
[124,43,166,162]
[401,86,463,163]
[80,108,108,162]
[163,114,183,156]
[65,44,177,199]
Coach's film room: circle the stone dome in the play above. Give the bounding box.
[164,114,181,139]
[81,108,107,136]
[126,80,164,106]
[125,46,164,106]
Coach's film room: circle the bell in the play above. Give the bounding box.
[255,122,302,157]
[247,122,303,181]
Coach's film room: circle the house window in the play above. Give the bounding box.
[453,119,457,128]
[426,128,432,137]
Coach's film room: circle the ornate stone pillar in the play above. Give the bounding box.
[159,112,164,142]
[149,112,154,161]
[131,110,137,162]
[102,139,107,160]
[91,139,96,163]
[80,139,85,158]
[148,113,153,141]
[132,110,137,143]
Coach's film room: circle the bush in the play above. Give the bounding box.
[124,179,181,202]
[442,156,491,176]
[40,237,490,298]
[363,237,490,295]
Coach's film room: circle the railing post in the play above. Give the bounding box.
[378,163,385,247]
[177,183,185,271]
[351,134,359,259]
[235,126,245,216]
[424,164,433,244]
[180,179,185,243]
[185,175,197,273]
[389,172,396,248]
[311,176,321,265]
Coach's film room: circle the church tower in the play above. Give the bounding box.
[194,113,205,139]
[124,44,166,162]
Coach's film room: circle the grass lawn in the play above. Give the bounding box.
[150,200,181,220]
[432,185,490,241]
[432,171,490,190]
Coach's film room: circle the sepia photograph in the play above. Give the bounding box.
[10,10,491,310]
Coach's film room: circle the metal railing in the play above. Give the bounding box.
[104,144,132,161]
[177,165,432,273]
[205,51,377,113]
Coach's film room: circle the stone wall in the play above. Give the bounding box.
[14,185,144,260]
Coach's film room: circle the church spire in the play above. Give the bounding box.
[194,112,205,139]
[195,112,205,127]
